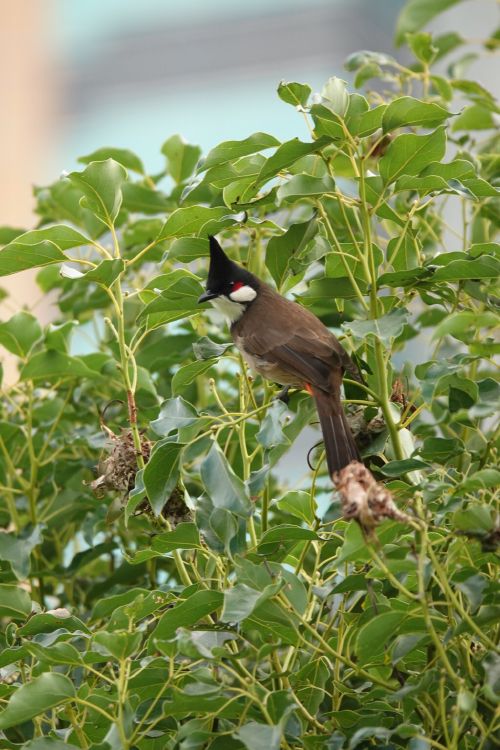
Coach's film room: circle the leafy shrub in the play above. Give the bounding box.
[0,2,498,748]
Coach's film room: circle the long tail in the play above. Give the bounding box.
[312,388,360,475]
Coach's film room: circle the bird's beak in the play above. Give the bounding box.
[198,290,217,304]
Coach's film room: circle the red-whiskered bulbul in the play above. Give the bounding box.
[198,236,361,474]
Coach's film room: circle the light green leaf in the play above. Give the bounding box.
[122,183,171,214]
[0,311,42,357]
[277,80,311,107]
[0,673,75,730]
[432,254,499,281]
[78,146,145,174]
[265,216,317,288]
[235,722,282,750]
[162,135,202,183]
[321,76,349,115]
[68,158,127,226]
[379,127,447,185]
[277,491,316,525]
[382,96,451,132]
[395,0,465,45]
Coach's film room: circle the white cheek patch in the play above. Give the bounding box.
[229,285,257,303]
[210,296,245,323]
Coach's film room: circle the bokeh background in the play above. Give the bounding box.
[0,0,498,350]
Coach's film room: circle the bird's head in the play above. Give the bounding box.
[198,236,259,322]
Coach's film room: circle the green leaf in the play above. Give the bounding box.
[277,80,311,107]
[356,611,407,663]
[78,146,145,174]
[200,132,280,171]
[168,236,208,261]
[321,77,349,116]
[452,506,494,534]
[0,526,42,579]
[235,722,282,750]
[79,258,125,287]
[395,0,465,45]
[379,127,447,185]
[121,183,171,214]
[407,32,438,63]
[68,158,127,226]
[222,582,281,623]
[459,469,500,492]
[157,206,236,241]
[20,350,98,382]
[419,437,463,462]
[432,254,499,281]
[140,272,204,329]
[0,584,32,619]
[432,311,498,339]
[452,104,495,131]
[256,401,289,449]
[265,216,317,288]
[277,491,316,525]
[382,97,451,132]
[276,174,336,204]
[172,359,216,395]
[0,672,75,729]
[154,589,223,639]
[151,396,198,436]
[162,135,201,183]
[152,523,201,553]
[93,630,142,659]
[255,137,330,187]
[351,104,387,137]
[258,524,318,557]
[342,309,408,345]
[0,239,67,276]
[200,441,252,517]
[143,439,182,515]
[0,311,42,356]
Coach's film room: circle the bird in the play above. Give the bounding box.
[198,235,361,474]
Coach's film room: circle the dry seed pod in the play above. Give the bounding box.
[333,461,412,532]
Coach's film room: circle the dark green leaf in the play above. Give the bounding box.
[20,350,98,381]
[0,673,75,730]
[200,441,252,517]
[201,133,280,171]
[154,589,223,640]
[151,396,198,436]
[143,439,182,515]
[255,137,330,187]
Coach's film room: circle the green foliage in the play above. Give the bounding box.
[0,2,498,748]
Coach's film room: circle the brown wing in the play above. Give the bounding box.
[232,284,359,393]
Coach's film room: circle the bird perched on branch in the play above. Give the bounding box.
[198,236,361,474]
